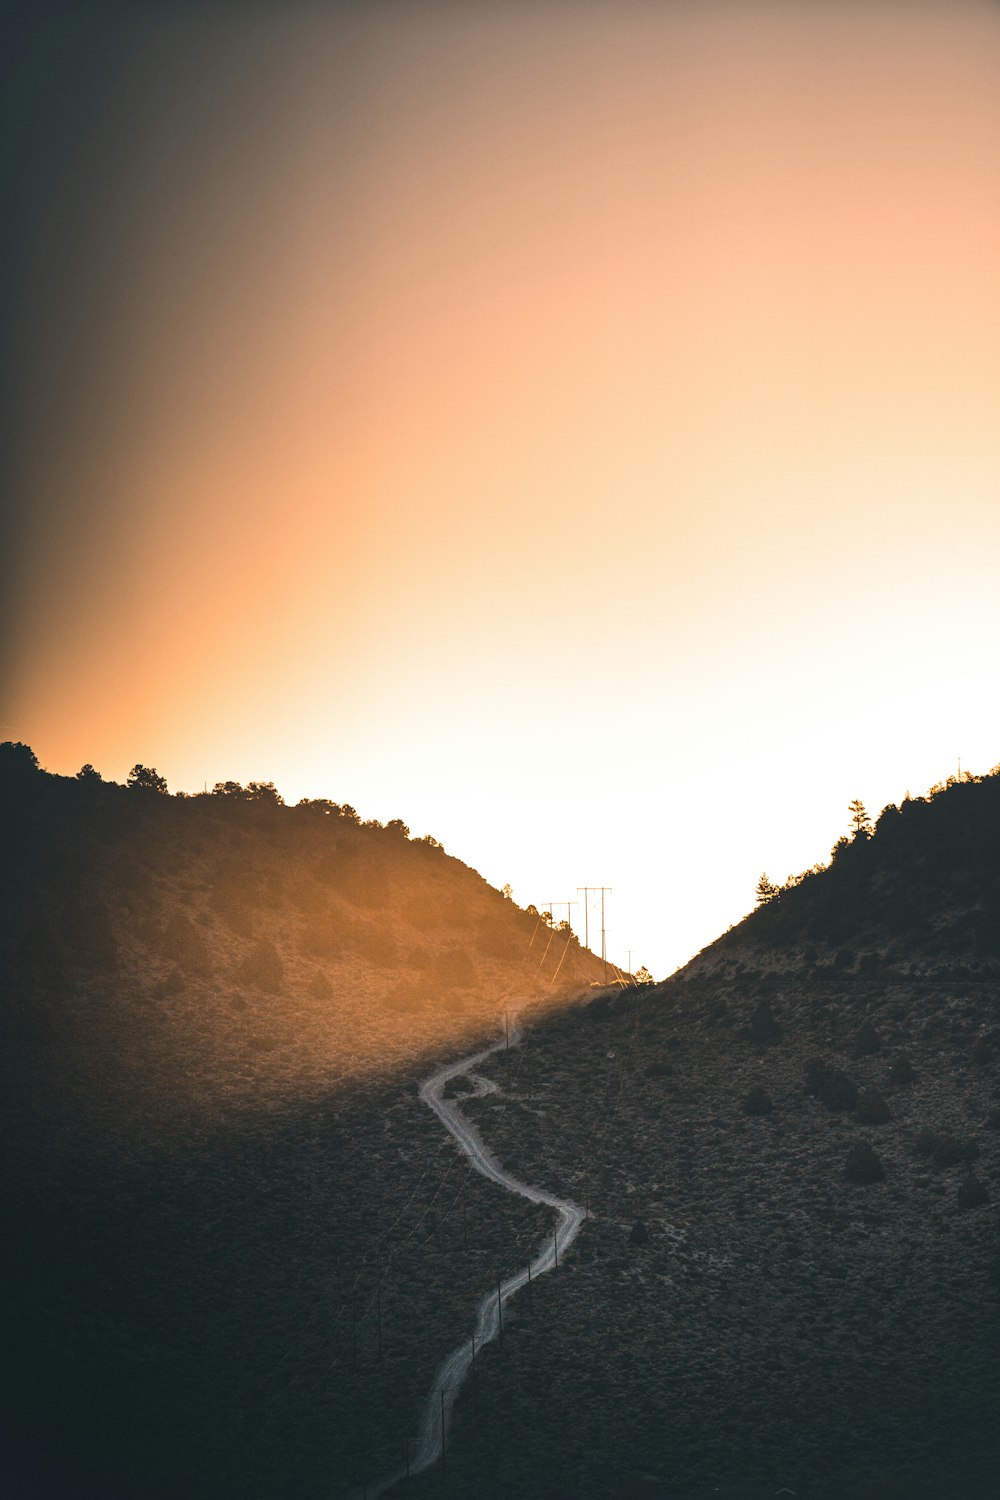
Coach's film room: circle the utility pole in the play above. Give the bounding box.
[577,888,611,968]
[577,888,591,950]
[543,900,577,933]
[600,887,610,981]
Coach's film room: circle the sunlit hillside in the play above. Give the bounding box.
[0,743,604,1136]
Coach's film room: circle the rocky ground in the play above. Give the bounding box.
[391,959,1000,1499]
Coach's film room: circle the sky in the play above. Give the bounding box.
[4,0,1000,978]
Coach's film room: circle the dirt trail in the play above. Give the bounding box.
[362,1016,586,1497]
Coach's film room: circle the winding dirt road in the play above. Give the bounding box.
[363,1015,586,1497]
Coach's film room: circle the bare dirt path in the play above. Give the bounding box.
[360,1015,586,1497]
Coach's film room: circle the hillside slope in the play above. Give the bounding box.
[414,774,1000,1498]
[0,747,603,1135]
[0,746,604,1498]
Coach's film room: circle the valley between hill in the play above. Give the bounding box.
[3,749,999,1498]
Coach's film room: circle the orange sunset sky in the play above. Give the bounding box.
[5,1,1000,977]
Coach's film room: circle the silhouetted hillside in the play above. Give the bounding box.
[712,768,1000,975]
[450,771,999,1498]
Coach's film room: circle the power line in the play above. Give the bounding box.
[542,899,577,933]
[577,887,612,979]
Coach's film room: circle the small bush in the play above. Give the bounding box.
[746,1001,781,1044]
[971,1037,994,1068]
[643,1062,674,1079]
[985,1107,1000,1131]
[234,938,283,992]
[805,1058,859,1112]
[629,1221,649,1246]
[845,1142,885,1184]
[914,1131,979,1168]
[852,1021,881,1057]
[160,911,210,975]
[855,1091,892,1125]
[887,1056,916,1086]
[956,1177,988,1211]
[742,1087,773,1116]
[307,970,333,1000]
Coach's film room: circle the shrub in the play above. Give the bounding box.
[160,911,210,975]
[887,1056,916,1086]
[629,1221,649,1246]
[127,763,168,794]
[0,741,40,779]
[742,1087,773,1116]
[746,1001,781,1044]
[971,1037,994,1068]
[852,1021,881,1057]
[643,1062,674,1079]
[856,1091,892,1125]
[985,1107,1000,1131]
[235,938,283,993]
[845,1142,885,1184]
[805,1058,859,1112]
[307,970,333,1000]
[956,1177,988,1211]
[914,1131,979,1168]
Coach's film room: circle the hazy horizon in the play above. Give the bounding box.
[6,0,1000,977]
